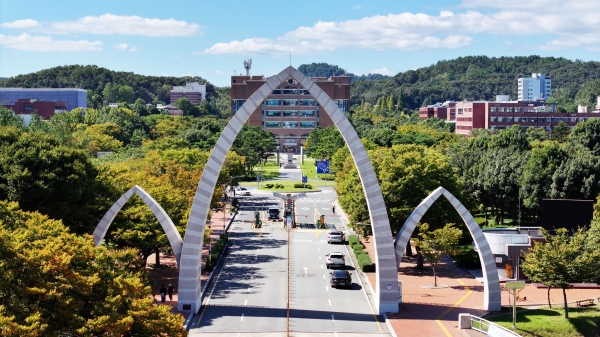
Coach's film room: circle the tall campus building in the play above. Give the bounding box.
[231,73,350,153]
[518,73,551,101]
[0,88,86,111]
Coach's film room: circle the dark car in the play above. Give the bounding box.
[330,270,352,288]
[268,208,280,220]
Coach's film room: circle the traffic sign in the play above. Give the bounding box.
[504,281,525,290]
[302,175,308,183]
[316,161,330,174]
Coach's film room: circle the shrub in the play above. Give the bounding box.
[357,254,375,272]
[265,183,274,188]
[293,183,313,189]
[451,245,482,269]
[231,198,238,207]
[205,233,229,271]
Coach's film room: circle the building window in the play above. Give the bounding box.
[490,116,497,122]
[334,100,348,113]
[265,122,281,128]
[300,121,315,128]
[514,117,520,122]
[266,99,281,106]
[24,105,34,111]
[490,107,497,112]
[522,117,529,122]
[570,117,577,122]
[283,136,297,145]
[282,121,298,128]
[283,110,298,117]
[299,99,315,106]
[515,108,521,112]
[562,117,569,123]
[283,99,298,106]
[498,117,505,122]
[271,89,282,95]
[546,117,551,122]
[233,100,246,113]
[506,117,513,123]
[458,108,464,114]
[580,117,587,122]
[506,107,513,112]
[300,89,310,95]
[266,110,281,117]
[530,117,537,122]
[300,110,315,117]
[498,107,505,112]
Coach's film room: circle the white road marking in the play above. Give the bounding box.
[323,274,326,279]
[244,299,247,306]
[331,314,335,321]
[247,287,250,293]
[319,256,322,260]
[303,267,308,273]
[317,248,320,252]
[320,265,323,269]
[325,286,329,292]
[241,313,244,321]
[329,299,332,306]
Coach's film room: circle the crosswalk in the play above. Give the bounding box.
[295,198,333,203]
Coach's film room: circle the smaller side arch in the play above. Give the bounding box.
[92,185,183,266]
[394,186,501,311]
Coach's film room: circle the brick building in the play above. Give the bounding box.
[170,82,206,104]
[2,98,66,120]
[231,74,350,153]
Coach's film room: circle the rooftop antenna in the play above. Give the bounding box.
[243,58,252,76]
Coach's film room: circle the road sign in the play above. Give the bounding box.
[316,161,330,174]
[504,281,525,290]
[302,175,307,183]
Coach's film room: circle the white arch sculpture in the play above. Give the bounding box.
[178,66,398,314]
[394,186,501,311]
[92,185,183,266]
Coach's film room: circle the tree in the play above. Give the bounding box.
[304,126,345,159]
[552,121,570,142]
[175,98,201,117]
[415,223,462,286]
[0,106,23,128]
[232,125,276,175]
[0,200,186,336]
[521,228,599,318]
[570,118,600,155]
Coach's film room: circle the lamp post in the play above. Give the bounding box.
[223,175,244,225]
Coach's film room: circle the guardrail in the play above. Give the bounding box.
[461,314,522,337]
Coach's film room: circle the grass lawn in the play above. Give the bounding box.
[256,181,320,193]
[253,160,280,180]
[487,305,600,337]
[300,157,337,187]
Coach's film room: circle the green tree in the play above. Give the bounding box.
[0,106,23,128]
[552,121,570,142]
[521,228,599,318]
[233,125,276,175]
[175,98,201,117]
[304,126,345,159]
[415,223,462,286]
[570,118,600,155]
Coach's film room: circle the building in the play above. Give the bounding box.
[0,88,86,111]
[518,73,551,101]
[418,101,456,120]
[2,98,66,120]
[231,74,350,153]
[170,82,206,104]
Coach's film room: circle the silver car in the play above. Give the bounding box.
[236,187,251,196]
[327,231,345,244]
[325,252,345,269]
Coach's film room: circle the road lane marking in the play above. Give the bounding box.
[325,286,328,292]
[244,299,247,306]
[320,265,323,269]
[331,314,335,322]
[329,299,332,306]
[319,256,321,260]
[241,313,244,321]
[323,274,326,279]
[435,287,473,337]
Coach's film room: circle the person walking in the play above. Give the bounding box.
[167,282,174,301]
[332,205,336,215]
[159,284,167,304]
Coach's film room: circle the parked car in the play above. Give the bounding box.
[330,270,352,288]
[268,207,280,220]
[327,230,345,244]
[325,252,345,269]
[236,186,251,196]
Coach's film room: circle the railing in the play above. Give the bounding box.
[469,315,521,337]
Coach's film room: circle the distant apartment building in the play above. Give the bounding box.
[231,74,350,153]
[419,101,457,120]
[0,88,86,111]
[518,73,551,101]
[2,98,67,122]
[420,95,600,136]
[170,82,206,104]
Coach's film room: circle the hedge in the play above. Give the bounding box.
[205,233,229,271]
[451,244,481,269]
[357,253,375,272]
[293,183,312,189]
[348,234,359,246]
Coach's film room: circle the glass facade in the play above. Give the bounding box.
[233,99,246,113]
[299,99,315,106]
[266,110,281,117]
[300,110,315,117]
[300,121,315,128]
[283,110,297,117]
[283,99,298,106]
[334,100,348,113]
[0,88,87,111]
[265,99,281,106]
[282,121,298,128]
[266,121,281,128]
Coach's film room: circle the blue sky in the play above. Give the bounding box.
[1,0,599,87]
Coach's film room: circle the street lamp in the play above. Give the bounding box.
[223,175,244,224]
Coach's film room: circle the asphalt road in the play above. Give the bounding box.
[189,192,389,336]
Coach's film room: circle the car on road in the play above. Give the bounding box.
[330,270,352,288]
[236,186,251,196]
[325,252,345,269]
[327,230,345,244]
[268,207,280,220]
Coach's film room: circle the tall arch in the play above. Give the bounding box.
[92,185,183,266]
[394,186,501,311]
[178,66,398,314]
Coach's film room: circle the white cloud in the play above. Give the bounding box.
[370,67,392,75]
[1,19,41,29]
[46,14,202,37]
[354,5,361,10]
[200,1,600,55]
[114,43,128,50]
[215,69,223,75]
[0,33,102,52]
[128,46,138,52]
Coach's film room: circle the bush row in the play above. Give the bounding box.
[265,183,285,189]
[205,233,229,272]
[347,234,375,272]
[293,183,313,189]
[451,244,481,269]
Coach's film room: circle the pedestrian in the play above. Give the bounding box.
[159,284,167,304]
[332,205,336,215]
[167,282,174,301]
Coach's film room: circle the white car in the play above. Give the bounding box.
[327,231,345,244]
[236,187,251,196]
[325,252,345,269]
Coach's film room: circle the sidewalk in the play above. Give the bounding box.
[146,208,232,316]
[358,235,600,337]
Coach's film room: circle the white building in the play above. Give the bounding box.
[518,73,551,101]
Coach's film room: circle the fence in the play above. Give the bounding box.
[465,314,522,337]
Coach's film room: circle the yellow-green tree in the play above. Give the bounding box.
[415,223,462,286]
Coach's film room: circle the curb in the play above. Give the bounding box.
[383,313,398,337]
